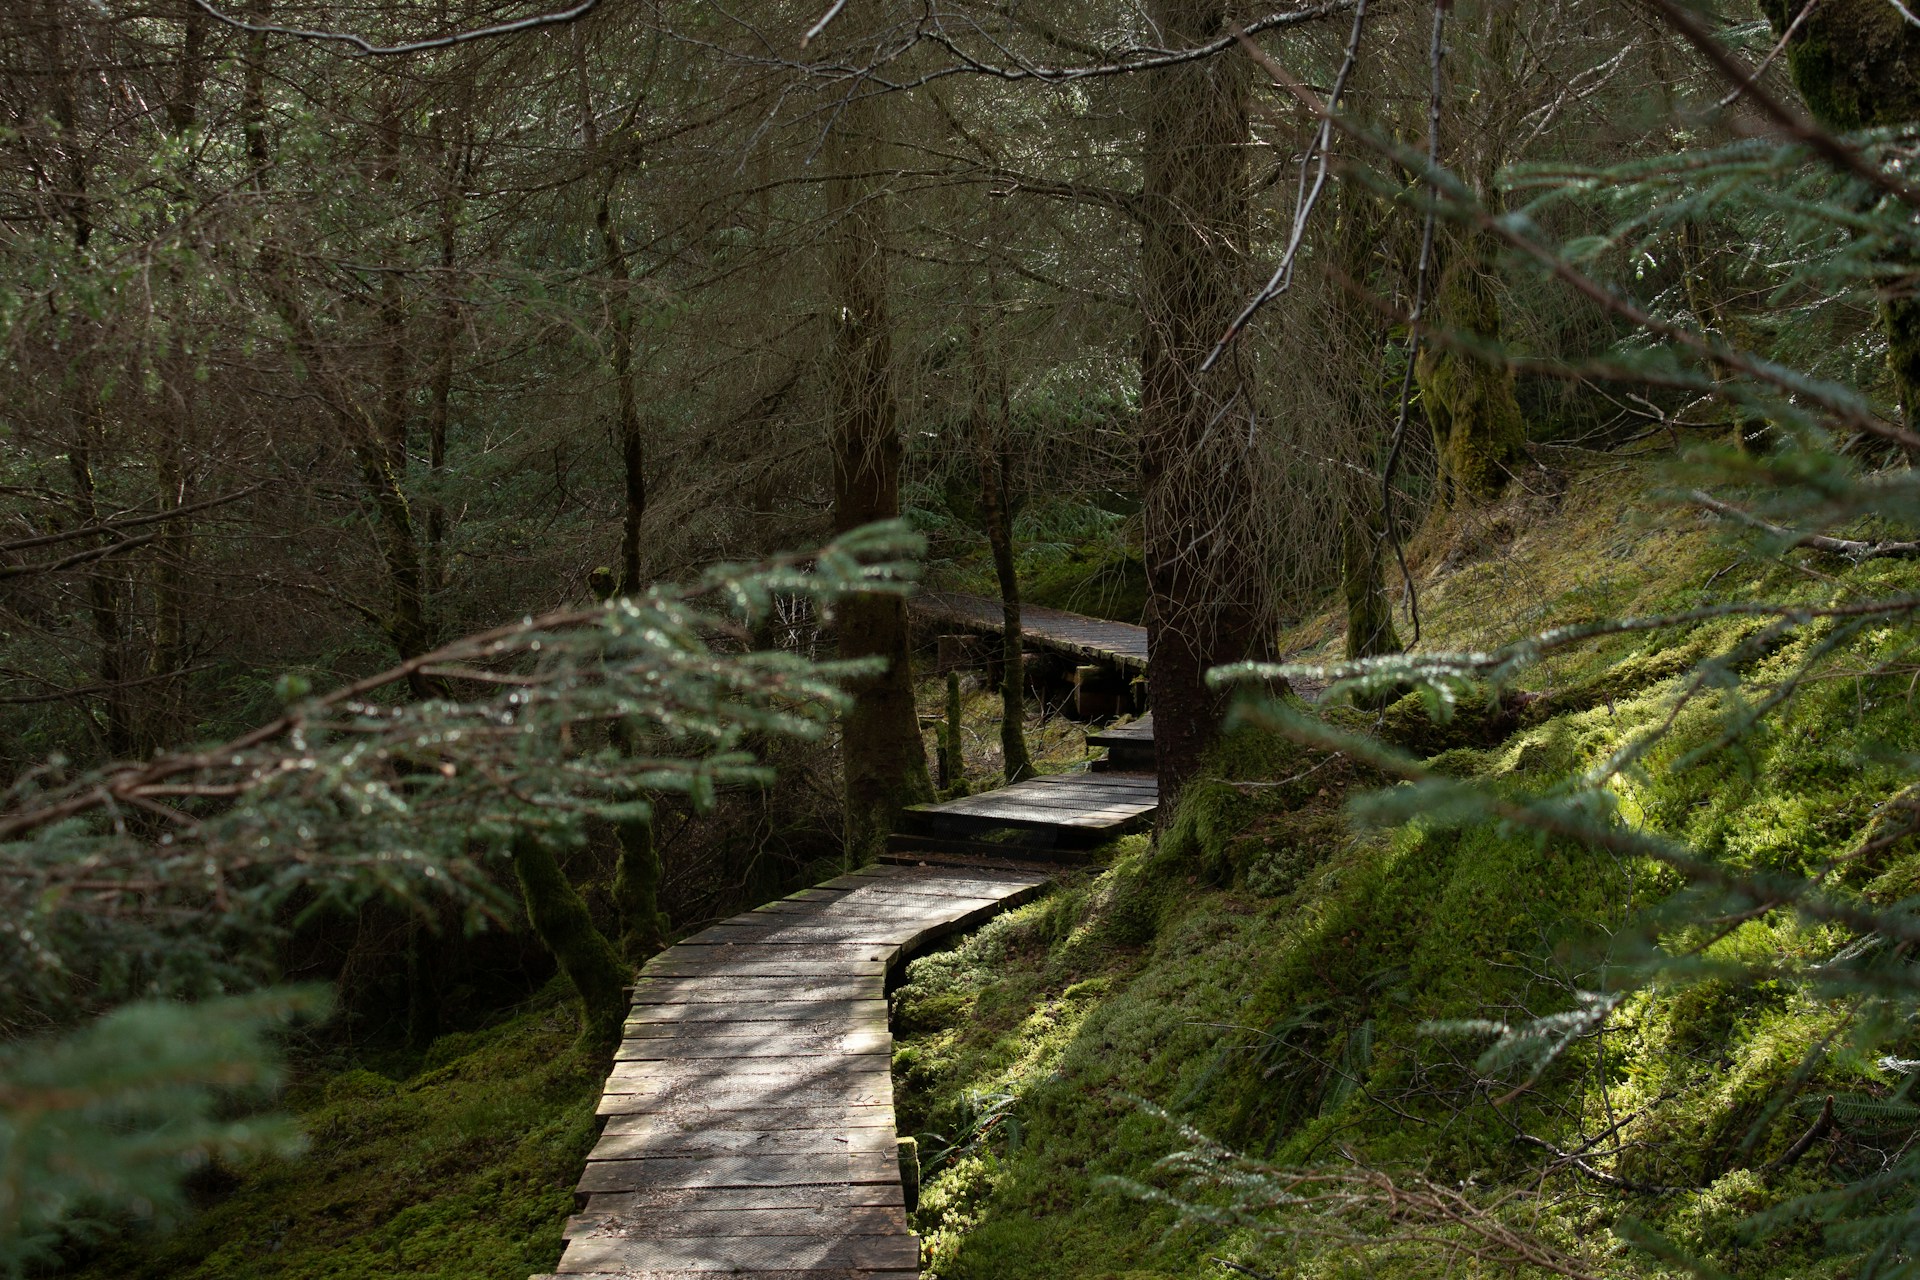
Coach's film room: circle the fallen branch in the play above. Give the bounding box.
[1690,491,1920,561]
[1764,1095,1835,1175]
[1512,1133,1686,1195]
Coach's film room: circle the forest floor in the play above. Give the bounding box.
[58,670,1096,1280]
[64,989,602,1280]
[61,455,1920,1280]
[891,456,1920,1279]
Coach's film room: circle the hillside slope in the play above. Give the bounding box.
[893,458,1920,1279]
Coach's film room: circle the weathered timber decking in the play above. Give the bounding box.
[898,770,1158,850]
[538,862,1051,1280]
[912,591,1148,672]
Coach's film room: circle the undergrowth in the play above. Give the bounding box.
[892,459,1920,1279]
[62,986,599,1280]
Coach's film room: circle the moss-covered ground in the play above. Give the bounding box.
[65,986,600,1280]
[63,460,1920,1279]
[891,460,1920,1278]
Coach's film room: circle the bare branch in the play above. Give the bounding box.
[1690,491,1920,561]
[0,533,158,582]
[1643,0,1920,216]
[186,0,601,57]
[0,485,261,554]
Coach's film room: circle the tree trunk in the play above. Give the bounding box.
[574,29,647,595]
[1414,234,1526,509]
[66,447,135,759]
[510,832,628,1055]
[1760,0,1920,429]
[1328,174,1402,663]
[1138,0,1267,807]
[613,815,666,967]
[256,254,443,696]
[601,185,647,595]
[824,80,933,862]
[967,314,1033,783]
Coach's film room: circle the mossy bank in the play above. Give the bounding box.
[891,460,1920,1279]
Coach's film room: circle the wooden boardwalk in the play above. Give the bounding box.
[913,591,1147,672]
[539,863,1051,1280]
[1086,714,1154,772]
[543,595,1169,1277]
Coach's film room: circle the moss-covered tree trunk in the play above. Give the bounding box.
[1761,0,1920,428]
[509,831,628,1055]
[824,62,934,862]
[1329,173,1402,662]
[943,670,965,789]
[1342,469,1401,661]
[1414,232,1527,509]
[613,815,667,967]
[1138,0,1269,808]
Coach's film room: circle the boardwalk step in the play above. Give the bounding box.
[551,1230,920,1271]
[912,591,1147,671]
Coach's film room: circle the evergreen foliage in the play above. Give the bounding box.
[0,523,919,1260]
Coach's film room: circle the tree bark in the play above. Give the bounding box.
[1138,0,1267,807]
[967,311,1033,783]
[1760,0,1920,429]
[824,80,933,862]
[510,832,628,1055]
[613,815,666,966]
[1414,233,1526,509]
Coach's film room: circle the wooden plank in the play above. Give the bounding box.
[817,871,1044,890]
[677,925,934,947]
[613,1032,891,1062]
[556,1233,920,1273]
[554,1274,918,1280]
[604,1059,892,1090]
[596,1076,893,1116]
[625,999,884,1026]
[643,955,892,978]
[598,1104,897,1136]
[542,1269,915,1280]
[564,1204,907,1241]
[572,1183,903,1213]
[576,1151,900,1194]
[588,1124,898,1161]
[629,976,884,1003]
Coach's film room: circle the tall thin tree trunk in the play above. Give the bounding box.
[1331,176,1402,662]
[67,447,135,759]
[967,311,1033,782]
[1138,0,1266,808]
[601,186,646,594]
[47,11,130,758]
[574,30,646,594]
[825,79,933,862]
[614,815,666,965]
[425,134,460,606]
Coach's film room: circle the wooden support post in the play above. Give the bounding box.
[937,633,975,674]
[1074,664,1126,720]
[944,670,964,788]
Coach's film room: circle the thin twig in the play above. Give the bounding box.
[187,0,601,57]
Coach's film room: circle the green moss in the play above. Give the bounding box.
[893,457,1920,1279]
[1763,0,1920,131]
[70,988,600,1280]
[1415,252,1529,507]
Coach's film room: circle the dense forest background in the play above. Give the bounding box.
[5,0,1920,1276]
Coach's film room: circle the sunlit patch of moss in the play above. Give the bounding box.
[897,458,1920,1278]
